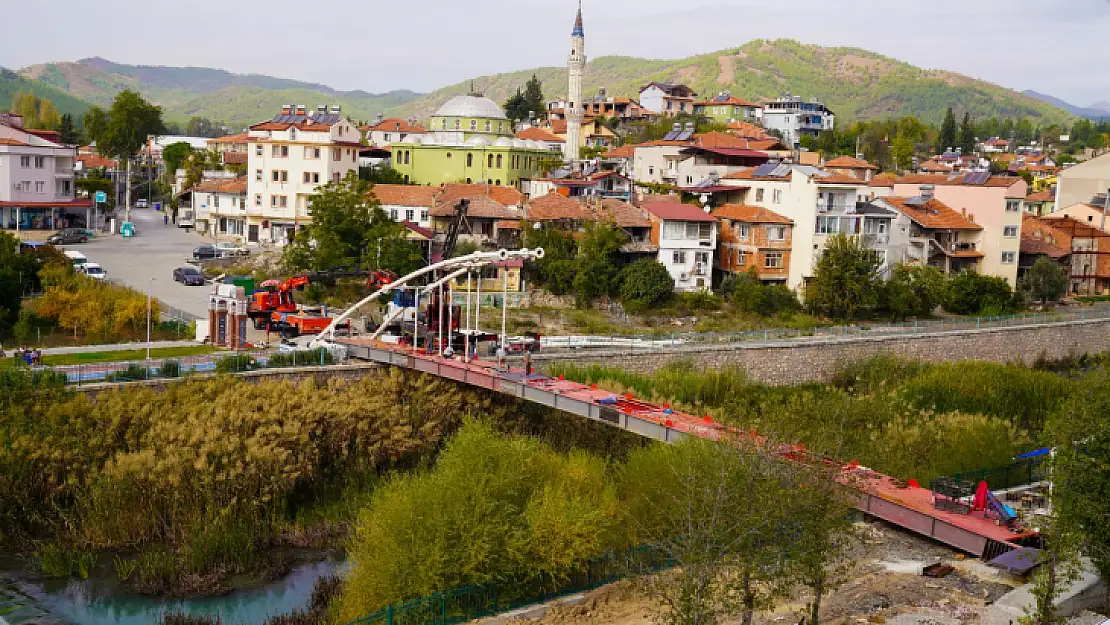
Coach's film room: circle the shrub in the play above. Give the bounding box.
[266,348,334,368]
[945,271,1017,315]
[880,265,948,320]
[805,234,881,320]
[37,544,75,578]
[619,260,673,311]
[1020,258,1068,304]
[106,364,149,382]
[215,353,255,373]
[159,360,181,378]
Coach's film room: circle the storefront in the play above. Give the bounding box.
[0,200,96,232]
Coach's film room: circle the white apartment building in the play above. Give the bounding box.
[370,184,437,230]
[187,175,248,237]
[246,105,361,245]
[632,140,693,185]
[722,164,887,290]
[362,118,426,147]
[643,200,717,292]
[0,113,86,233]
[759,95,835,147]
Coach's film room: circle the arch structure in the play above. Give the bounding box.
[310,248,545,347]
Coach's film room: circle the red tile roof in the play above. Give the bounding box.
[0,138,30,146]
[1020,238,1068,258]
[813,173,868,185]
[221,151,248,165]
[870,172,898,187]
[918,160,952,173]
[525,192,590,221]
[371,184,438,207]
[642,201,717,222]
[604,145,635,159]
[516,127,565,142]
[76,154,118,169]
[1026,189,1055,202]
[191,177,248,194]
[438,183,525,207]
[695,131,753,149]
[208,133,250,144]
[712,204,792,225]
[726,121,771,140]
[362,118,426,133]
[724,168,791,182]
[895,173,1024,188]
[430,195,519,219]
[25,129,62,143]
[496,219,522,230]
[880,196,982,230]
[694,95,758,107]
[585,199,650,228]
[825,155,879,170]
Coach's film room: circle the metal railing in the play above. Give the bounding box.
[932,456,1049,493]
[534,305,1110,355]
[345,545,671,625]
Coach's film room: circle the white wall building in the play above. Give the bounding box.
[643,200,717,292]
[1055,152,1110,213]
[759,95,835,147]
[0,113,86,233]
[638,83,697,117]
[362,118,426,147]
[245,105,361,245]
[370,184,437,230]
[188,174,247,237]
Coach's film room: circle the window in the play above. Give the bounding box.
[289,128,297,140]
[404,151,410,165]
[255,194,262,207]
[384,133,391,142]
[455,120,461,130]
[34,157,45,168]
[772,189,783,204]
[755,188,764,202]
[736,250,747,265]
[270,195,288,208]
[815,216,839,235]
[1006,200,1021,212]
[695,251,709,265]
[20,181,30,192]
[304,147,321,159]
[19,156,30,168]
[303,172,320,184]
[419,209,428,222]
[213,195,220,208]
[648,166,654,176]
[467,153,474,167]
[766,225,786,241]
[488,154,494,168]
[255,144,263,156]
[869,250,887,265]
[1001,251,1016,264]
[255,169,263,181]
[272,145,288,158]
[35,181,44,194]
[485,121,491,132]
[1003,225,1019,238]
[864,219,887,235]
[272,170,288,183]
[332,149,341,161]
[498,122,503,133]
[737,224,750,240]
[405,209,415,222]
[841,217,861,235]
[764,251,784,269]
[672,250,686,264]
[496,154,502,168]
[442,119,447,130]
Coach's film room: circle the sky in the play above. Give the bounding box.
[4,0,1110,106]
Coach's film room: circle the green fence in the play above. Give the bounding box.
[345,545,671,625]
[931,455,1048,492]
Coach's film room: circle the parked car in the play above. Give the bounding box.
[80,263,107,280]
[193,245,220,260]
[135,199,148,209]
[173,266,205,286]
[215,242,249,257]
[64,250,88,267]
[47,229,89,245]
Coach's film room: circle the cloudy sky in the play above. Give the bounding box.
[5,0,1110,106]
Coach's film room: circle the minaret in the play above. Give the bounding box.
[565,0,585,168]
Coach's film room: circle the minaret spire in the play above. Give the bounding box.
[565,0,586,168]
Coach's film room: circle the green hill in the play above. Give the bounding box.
[0,68,95,119]
[390,39,1073,126]
[19,59,421,128]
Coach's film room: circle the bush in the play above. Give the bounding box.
[722,270,801,316]
[945,271,1017,315]
[215,353,255,373]
[106,364,149,382]
[619,260,673,311]
[159,360,181,378]
[880,265,948,320]
[267,348,335,368]
[1020,258,1068,304]
[805,234,881,320]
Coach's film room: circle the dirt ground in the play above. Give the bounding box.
[500,521,1033,625]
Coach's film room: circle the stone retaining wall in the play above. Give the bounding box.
[531,318,1110,385]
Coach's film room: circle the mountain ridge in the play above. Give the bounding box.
[1022,90,1110,120]
[14,39,1075,129]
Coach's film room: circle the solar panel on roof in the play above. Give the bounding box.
[964,171,989,185]
[663,131,679,141]
[676,130,694,141]
[904,197,928,206]
[770,163,792,177]
[752,162,779,177]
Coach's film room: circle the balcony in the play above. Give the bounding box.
[54,167,73,177]
[815,202,852,213]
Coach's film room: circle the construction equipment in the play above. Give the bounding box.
[441,199,470,261]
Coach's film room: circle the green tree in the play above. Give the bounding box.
[959,111,975,155]
[572,222,626,305]
[805,234,881,320]
[798,135,817,151]
[523,226,578,294]
[1021,258,1067,304]
[880,264,948,320]
[359,166,409,185]
[161,142,193,178]
[937,107,957,153]
[523,74,545,121]
[891,135,915,171]
[83,90,166,217]
[185,116,223,138]
[503,89,528,122]
[283,174,420,274]
[619,260,673,311]
[56,114,81,145]
[945,271,1016,315]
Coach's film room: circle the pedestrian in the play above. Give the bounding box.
[496,344,506,371]
[164,213,169,226]
[468,342,477,362]
[523,349,532,377]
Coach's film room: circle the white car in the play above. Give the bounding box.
[64,250,88,268]
[135,199,148,209]
[80,263,107,280]
[215,242,250,257]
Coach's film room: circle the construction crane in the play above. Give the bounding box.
[247,273,350,337]
[441,199,470,260]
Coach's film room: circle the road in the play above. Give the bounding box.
[73,208,212,318]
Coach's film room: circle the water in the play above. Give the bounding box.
[0,559,344,625]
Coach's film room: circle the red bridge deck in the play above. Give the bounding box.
[341,338,1033,557]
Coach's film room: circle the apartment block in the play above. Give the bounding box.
[642,200,717,292]
[0,113,86,233]
[712,204,792,283]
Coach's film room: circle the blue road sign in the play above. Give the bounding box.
[94,191,107,203]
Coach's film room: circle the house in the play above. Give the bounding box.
[147,135,209,160]
[720,164,886,289]
[523,190,590,229]
[245,104,362,245]
[550,91,653,121]
[893,173,1027,285]
[429,193,521,250]
[390,95,555,187]
[208,133,249,167]
[362,118,426,147]
[638,83,698,117]
[726,121,772,140]
[1055,152,1110,213]
[583,197,655,256]
[1023,189,1056,216]
[549,117,616,149]
[515,127,565,151]
[642,200,717,291]
[1033,214,1110,295]
[873,191,985,276]
[759,95,835,147]
[371,184,438,230]
[980,137,1010,154]
[631,138,696,184]
[693,92,761,124]
[1019,215,1070,282]
[712,204,792,283]
[824,156,879,182]
[1052,202,1110,228]
[0,112,88,234]
[190,175,248,238]
[918,159,953,174]
[527,171,632,200]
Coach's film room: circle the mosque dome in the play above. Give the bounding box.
[420,135,439,145]
[434,95,508,120]
[465,136,492,147]
[493,137,514,147]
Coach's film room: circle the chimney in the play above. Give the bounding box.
[281,104,292,114]
[919,184,935,201]
[295,104,307,116]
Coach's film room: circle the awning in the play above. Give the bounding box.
[0,199,95,208]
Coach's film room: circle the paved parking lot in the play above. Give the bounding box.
[71,208,215,318]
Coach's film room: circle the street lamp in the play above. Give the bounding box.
[146,277,154,363]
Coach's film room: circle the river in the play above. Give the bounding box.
[0,558,345,625]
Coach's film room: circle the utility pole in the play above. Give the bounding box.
[146,277,153,363]
[125,156,132,223]
[1101,187,1110,233]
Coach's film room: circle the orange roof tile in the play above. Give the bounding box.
[826,155,879,170]
[1020,238,1069,258]
[724,168,791,182]
[496,219,522,230]
[604,145,635,159]
[870,172,898,187]
[191,176,248,194]
[362,118,426,133]
[695,131,752,149]
[221,151,247,165]
[438,183,525,208]
[1026,189,1055,202]
[516,127,564,143]
[881,196,982,230]
[430,195,519,219]
[371,184,438,208]
[918,160,952,173]
[525,191,590,221]
[584,199,650,228]
[725,121,771,140]
[208,133,250,144]
[0,138,30,146]
[712,204,792,225]
[76,154,118,169]
[695,95,758,107]
[895,173,1024,188]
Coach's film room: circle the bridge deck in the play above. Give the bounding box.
[340,338,1034,557]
